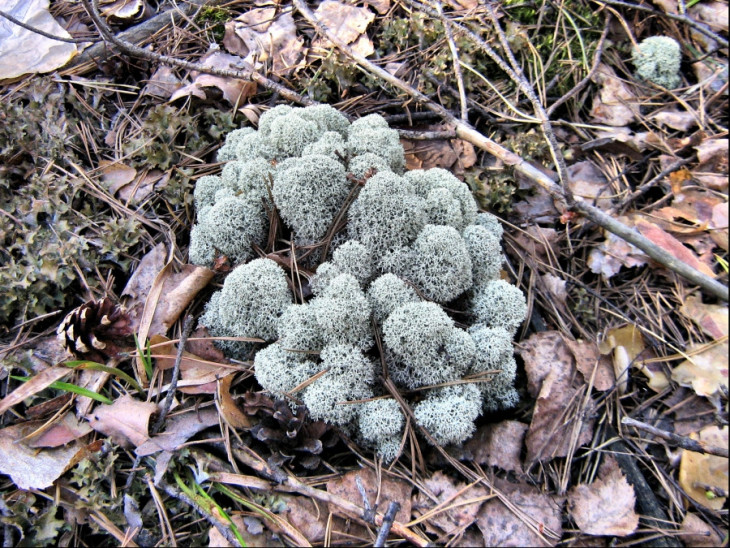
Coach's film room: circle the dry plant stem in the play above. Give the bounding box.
[0,10,95,44]
[616,157,694,213]
[594,0,729,49]
[153,314,195,433]
[435,0,468,121]
[79,0,313,106]
[374,501,401,547]
[622,416,729,458]
[225,445,431,547]
[571,200,729,301]
[157,479,242,547]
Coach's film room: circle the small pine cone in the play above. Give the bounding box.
[57,297,132,361]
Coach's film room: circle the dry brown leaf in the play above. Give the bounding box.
[223,8,303,76]
[0,0,78,81]
[457,421,528,473]
[476,477,563,547]
[412,471,488,534]
[0,421,90,489]
[217,375,252,429]
[710,201,728,250]
[568,457,639,536]
[562,336,615,392]
[518,331,594,464]
[186,327,229,363]
[512,226,560,264]
[142,66,182,98]
[98,160,137,194]
[122,242,167,332]
[363,0,390,13]
[148,264,214,336]
[680,513,726,546]
[670,391,717,437]
[695,138,729,174]
[650,108,698,131]
[672,341,729,399]
[281,496,328,543]
[0,365,72,415]
[86,394,157,449]
[75,367,112,418]
[326,467,411,524]
[634,218,716,278]
[587,217,647,279]
[117,169,171,205]
[27,413,92,448]
[590,64,639,126]
[679,295,728,340]
[312,0,375,57]
[170,52,257,105]
[150,334,237,394]
[679,425,729,510]
[136,408,219,456]
[567,161,614,211]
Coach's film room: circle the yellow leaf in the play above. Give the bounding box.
[679,426,729,510]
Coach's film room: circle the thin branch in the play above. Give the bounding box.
[435,0,469,121]
[0,9,97,44]
[79,0,313,106]
[373,501,401,547]
[622,416,729,458]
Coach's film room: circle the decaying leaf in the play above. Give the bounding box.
[590,64,639,126]
[170,52,257,105]
[281,496,328,543]
[0,0,78,81]
[26,413,92,448]
[98,160,137,195]
[0,365,72,416]
[679,295,728,340]
[688,1,730,33]
[672,341,729,399]
[457,421,528,473]
[694,138,729,191]
[142,66,183,98]
[476,477,563,547]
[0,421,89,489]
[680,513,726,546]
[135,407,219,456]
[588,216,648,279]
[562,337,615,392]
[150,335,238,394]
[402,134,477,174]
[412,471,488,534]
[678,425,729,510]
[147,264,214,336]
[117,169,171,205]
[540,274,567,306]
[512,226,560,264]
[326,467,411,525]
[217,375,252,429]
[518,331,595,464]
[223,8,304,76]
[567,161,614,211]
[122,242,168,332]
[568,457,639,536]
[311,0,376,57]
[649,108,698,131]
[86,394,157,449]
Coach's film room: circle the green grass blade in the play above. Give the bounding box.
[10,376,113,404]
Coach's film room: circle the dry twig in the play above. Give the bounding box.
[622,416,729,458]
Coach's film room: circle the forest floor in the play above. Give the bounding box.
[0,0,728,545]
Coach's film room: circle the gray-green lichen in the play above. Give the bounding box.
[190,104,527,461]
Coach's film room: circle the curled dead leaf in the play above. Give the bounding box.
[590,64,639,126]
[86,394,157,449]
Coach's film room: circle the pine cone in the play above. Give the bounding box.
[243,392,339,470]
[57,297,132,362]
